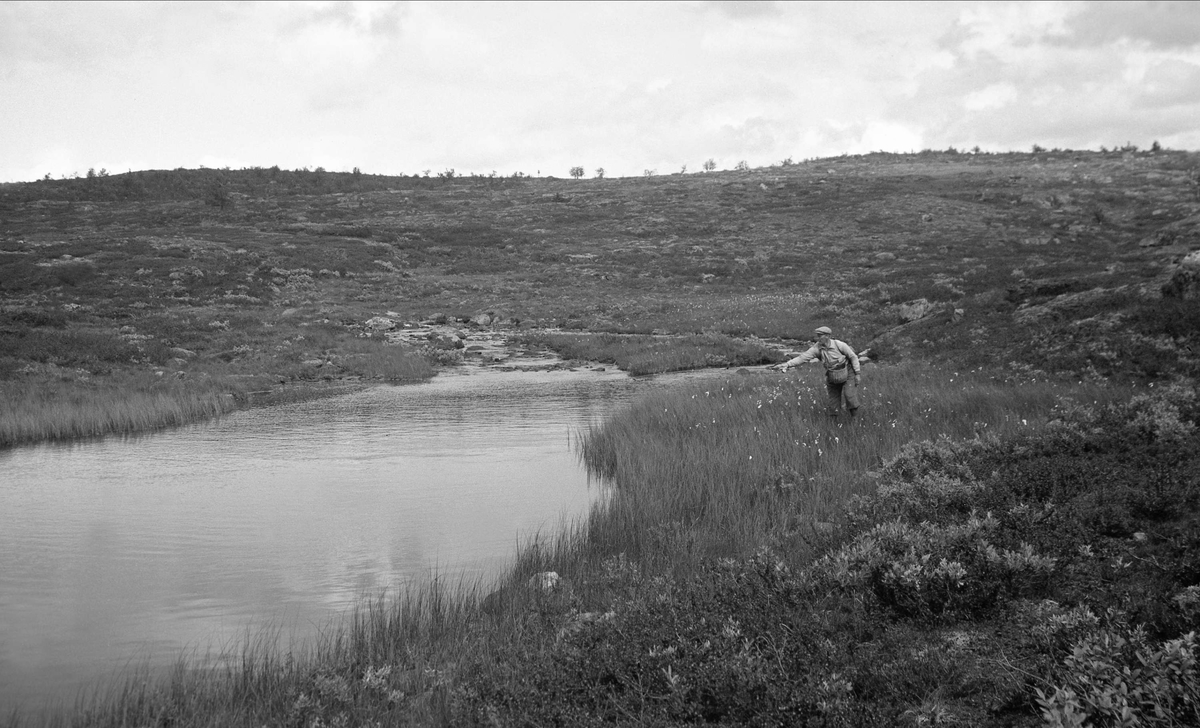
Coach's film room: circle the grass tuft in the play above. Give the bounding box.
[0,374,239,448]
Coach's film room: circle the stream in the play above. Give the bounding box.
[0,366,690,711]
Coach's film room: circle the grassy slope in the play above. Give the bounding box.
[3,152,1200,725]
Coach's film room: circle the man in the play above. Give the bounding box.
[772,326,862,418]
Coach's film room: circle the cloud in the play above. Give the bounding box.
[950,2,1074,61]
[1,2,1199,183]
[1137,58,1200,108]
[964,83,1019,111]
[1063,1,1200,49]
[705,1,781,20]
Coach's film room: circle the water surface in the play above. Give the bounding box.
[0,367,652,710]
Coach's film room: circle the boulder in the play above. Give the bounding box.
[428,335,462,350]
[364,316,396,331]
[896,298,935,322]
[469,313,493,327]
[426,326,465,350]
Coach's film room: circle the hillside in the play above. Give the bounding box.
[4,151,1200,726]
[2,150,1200,444]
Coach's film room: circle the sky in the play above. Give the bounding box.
[2,1,1199,183]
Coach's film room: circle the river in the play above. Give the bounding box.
[0,366,681,711]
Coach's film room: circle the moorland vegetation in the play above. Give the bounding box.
[3,147,1200,725]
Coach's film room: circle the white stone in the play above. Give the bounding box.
[527,571,560,592]
[364,316,396,331]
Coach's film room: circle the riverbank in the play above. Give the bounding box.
[0,333,436,448]
[12,364,1196,727]
[0,373,368,449]
[0,326,785,449]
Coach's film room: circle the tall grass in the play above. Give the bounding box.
[0,339,433,447]
[569,363,1120,572]
[8,576,497,727]
[0,374,240,448]
[337,340,434,381]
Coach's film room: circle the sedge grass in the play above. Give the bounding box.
[0,373,240,448]
[10,575,496,727]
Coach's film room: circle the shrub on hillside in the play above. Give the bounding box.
[813,511,1056,620]
[0,308,69,328]
[0,329,143,369]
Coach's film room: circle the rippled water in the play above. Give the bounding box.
[0,367,661,711]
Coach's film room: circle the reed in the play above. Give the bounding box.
[0,374,239,448]
[11,576,496,727]
[339,343,434,381]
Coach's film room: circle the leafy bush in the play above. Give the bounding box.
[813,511,1056,620]
[1037,626,1199,728]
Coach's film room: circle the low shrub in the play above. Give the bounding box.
[51,261,97,286]
[1037,624,1199,728]
[0,308,69,328]
[0,328,143,369]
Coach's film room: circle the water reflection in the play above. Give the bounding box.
[0,367,642,710]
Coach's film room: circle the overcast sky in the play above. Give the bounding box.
[2,1,1199,182]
